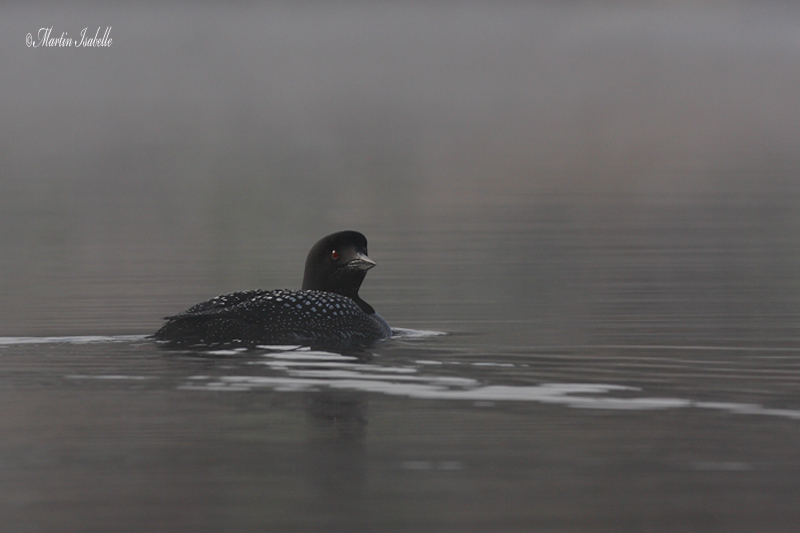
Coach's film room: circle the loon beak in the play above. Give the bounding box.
[348,253,376,271]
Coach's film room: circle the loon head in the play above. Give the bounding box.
[301,231,377,313]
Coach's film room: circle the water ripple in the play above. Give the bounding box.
[0,335,148,345]
[178,349,800,420]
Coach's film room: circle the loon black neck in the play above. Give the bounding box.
[350,295,375,315]
[302,271,374,315]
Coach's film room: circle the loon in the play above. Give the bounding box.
[153,231,391,346]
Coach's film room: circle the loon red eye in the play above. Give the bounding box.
[331,250,339,260]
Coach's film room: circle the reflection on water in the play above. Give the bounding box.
[3,313,800,531]
[9,336,773,420]
[5,334,800,420]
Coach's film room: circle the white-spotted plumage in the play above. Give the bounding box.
[153,231,392,347]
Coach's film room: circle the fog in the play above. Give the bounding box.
[2,1,800,334]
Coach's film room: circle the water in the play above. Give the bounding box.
[3,192,800,532]
[5,1,800,531]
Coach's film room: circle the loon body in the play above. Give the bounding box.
[154,231,391,346]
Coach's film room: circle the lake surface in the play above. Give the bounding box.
[4,2,800,531]
[3,192,800,532]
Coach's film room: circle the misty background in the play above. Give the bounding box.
[2,1,800,336]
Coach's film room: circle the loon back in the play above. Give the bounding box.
[154,289,390,346]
